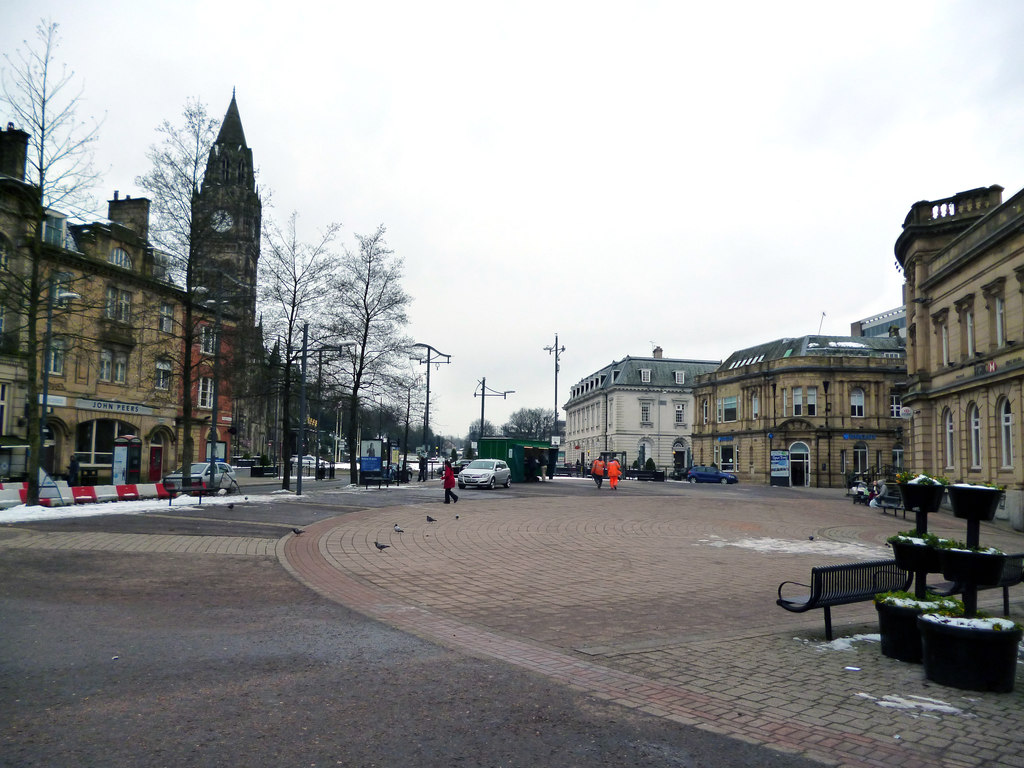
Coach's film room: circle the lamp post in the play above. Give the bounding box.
[40,281,81,474]
[474,377,514,449]
[410,343,451,454]
[543,334,565,442]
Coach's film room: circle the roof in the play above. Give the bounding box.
[720,335,905,372]
[572,356,721,395]
[215,93,247,148]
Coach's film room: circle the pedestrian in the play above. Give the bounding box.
[443,460,459,504]
[418,455,427,482]
[607,456,621,490]
[575,458,582,477]
[869,479,887,508]
[590,456,605,489]
[68,454,80,486]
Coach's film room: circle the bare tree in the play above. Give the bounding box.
[1,19,102,504]
[502,407,554,439]
[259,211,341,489]
[328,225,412,484]
[135,99,218,475]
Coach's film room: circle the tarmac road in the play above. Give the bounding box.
[0,478,825,768]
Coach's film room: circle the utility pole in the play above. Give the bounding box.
[410,343,451,454]
[543,334,565,442]
[474,377,515,449]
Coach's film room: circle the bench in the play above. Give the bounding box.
[624,469,665,482]
[777,558,912,640]
[553,465,579,477]
[874,491,905,518]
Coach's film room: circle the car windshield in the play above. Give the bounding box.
[190,463,211,474]
[467,460,495,469]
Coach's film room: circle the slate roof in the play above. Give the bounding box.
[719,335,905,372]
[215,93,247,147]
[572,356,720,396]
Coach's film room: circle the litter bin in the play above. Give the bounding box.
[80,468,99,486]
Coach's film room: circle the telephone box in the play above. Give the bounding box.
[113,435,143,484]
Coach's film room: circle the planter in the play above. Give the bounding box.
[890,540,941,573]
[947,485,1003,522]
[897,483,946,514]
[876,602,926,663]
[918,614,1022,693]
[938,548,1006,587]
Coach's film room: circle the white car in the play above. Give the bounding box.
[458,459,512,489]
[163,462,238,493]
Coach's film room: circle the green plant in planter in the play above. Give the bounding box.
[886,530,944,547]
[931,537,1003,555]
[874,590,963,614]
[895,470,949,485]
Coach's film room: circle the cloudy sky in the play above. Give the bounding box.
[3,1,1024,439]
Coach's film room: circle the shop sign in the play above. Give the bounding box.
[76,398,154,416]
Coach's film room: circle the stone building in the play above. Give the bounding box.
[690,335,907,487]
[563,348,719,471]
[896,184,1024,527]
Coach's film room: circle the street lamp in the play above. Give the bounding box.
[543,334,565,443]
[474,377,514,449]
[40,281,81,472]
[410,342,451,454]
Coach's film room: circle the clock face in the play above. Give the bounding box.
[212,210,234,233]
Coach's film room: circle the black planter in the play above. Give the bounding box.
[890,540,941,573]
[947,485,1004,522]
[918,615,1022,692]
[938,548,1006,587]
[876,602,925,663]
[897,483,946,514]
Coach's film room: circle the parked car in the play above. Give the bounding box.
[685,465,737,484]
[452,458,474,474]
[290,454,318,468]
[458,459,511,489]
[163,462,239,493]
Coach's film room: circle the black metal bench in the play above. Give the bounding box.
[874,491,905,518]
[624,469,665,482]
[776,558,912,640]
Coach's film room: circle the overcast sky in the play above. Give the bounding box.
[3,1,1024,439]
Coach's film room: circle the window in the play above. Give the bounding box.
[806,386,817,417]
[995,296,1006,347]
[53,272,74,307]
[109,247,132,269]
[43,213,65,247]
[99,350,112,381]
[198,376,214,409]
[156,359,172,390]
[0,234,10,268]
[890,394,902,418]
[113,352,127,384]
[1000,399,1013,468]
[47,338,66,375]
[0,383,7,434]
[674,371,685,385]
[793,387,803,416]
[782,388,788,417]
[968,404,982,468]
[892,444,904,470]
[941,323,950,366]
[719,444,735,471]
[965,310,975,357]
[640,369,651,383]
[702,399,708,424]
[640,402,651,424]
[105,287,131,322]
[944,408,955,469]
[751,393,759,420]
[674,403,685,425]
[853,441,868,474]
[200,325,217,355]
[76,419,136,465]
[719,396,737,422]
[159,303,174,333]
[850,388,865,418]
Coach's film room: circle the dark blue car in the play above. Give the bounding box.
[686,465,738,484]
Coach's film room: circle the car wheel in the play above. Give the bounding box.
[487,477,495,489]
[689,477,697,484]
[720,477,729,485]
[503,476,511,488]
[458,482,465,489]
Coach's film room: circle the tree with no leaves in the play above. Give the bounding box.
[1,19,102,504]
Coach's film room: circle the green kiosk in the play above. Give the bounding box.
[477,437,554,483]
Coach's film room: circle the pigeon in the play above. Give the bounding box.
[292,528,305,535]
[455,514,459,520]
[374,541,390,551]
[426,515,437,523]
[808,535,815,541]
[227,503,234,510]
[394,523,404,533]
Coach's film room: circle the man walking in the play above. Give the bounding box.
[607,456,621,490]
[590,456,605,489]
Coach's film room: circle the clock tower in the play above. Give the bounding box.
[196,91,261,321]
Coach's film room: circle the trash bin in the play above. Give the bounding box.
[80,468,99,486]
[316,466,326,480]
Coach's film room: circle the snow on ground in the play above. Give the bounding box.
[699,534,887,560]
[0,493,275,524]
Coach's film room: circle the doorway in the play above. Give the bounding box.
[790,441,810,487]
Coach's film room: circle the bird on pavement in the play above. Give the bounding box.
[375,541,390,551]
[394,523,404,533]
[292,528,304,535]
[426,515,436,523]
[227,503,234,509]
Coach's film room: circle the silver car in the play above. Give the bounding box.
[163,462,238,493]
[458,459,512,489]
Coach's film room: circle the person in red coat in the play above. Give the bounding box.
[443,460,460,504]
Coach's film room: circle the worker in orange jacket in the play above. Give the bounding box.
[590,457,605,489]
[607,457,622,490]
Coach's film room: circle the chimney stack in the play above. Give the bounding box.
[108,193,151,242]
[0,123,30,181]
[653,346,664,359]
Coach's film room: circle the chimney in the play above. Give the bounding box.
[108,193,151,242]
[0,123,30,181]
[653,346,663,359]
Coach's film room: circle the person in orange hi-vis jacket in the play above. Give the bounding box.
[607,457,622,490]
[590,457,605,489]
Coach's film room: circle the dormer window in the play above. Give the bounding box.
[674,370,685,385]
[110,247,132,269]
[43,212,65,247]
[640,369,651,383]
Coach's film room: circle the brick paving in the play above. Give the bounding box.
[281,484,1024,768]
[0,527,277,557]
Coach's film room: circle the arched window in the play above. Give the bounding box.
[943,408,955,469]
[891,443,904,470]
[968,403,981,468]
[237,159,246,184]
[999,399,1014,468]
[0,232,11,269]
[109,247,131,269]
[850,388,865,418]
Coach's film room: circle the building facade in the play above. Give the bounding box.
[896,184,1024,527]
[690,335,907,487]
[563,348,719,471]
